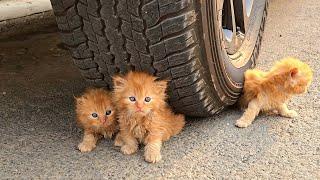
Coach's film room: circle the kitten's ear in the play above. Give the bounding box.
[75,96,86,105]
[290,68,299,78]
[113,75,127,89]
[155,79,168,91]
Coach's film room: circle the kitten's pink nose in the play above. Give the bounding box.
[100,117,107,124]
[136,103,143,111]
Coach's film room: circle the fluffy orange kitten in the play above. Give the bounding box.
[113,71,185,163]
[236,57,313,128]
[75,88,117,152]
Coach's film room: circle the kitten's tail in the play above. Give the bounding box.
[238,69,264,109]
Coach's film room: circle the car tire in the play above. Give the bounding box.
[50,0,268,117]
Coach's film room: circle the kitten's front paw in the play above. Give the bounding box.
[144,150,162,163]
[281,110,298,118]
[235,119,251,128]
[121,145,137,155]
[103,132,113,139]
[114,135,124,147]
[78,142,96,152]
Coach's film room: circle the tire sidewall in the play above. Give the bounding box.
[200,0,267,105]
[214,0,267,85]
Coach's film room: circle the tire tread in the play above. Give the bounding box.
[50,0,268,117]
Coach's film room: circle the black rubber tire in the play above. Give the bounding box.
[50,0,268,117]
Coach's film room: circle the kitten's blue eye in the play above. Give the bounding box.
[129,96,136,102]
[106,110,112,116]
[145,97,151,102]
[91,113,98,118]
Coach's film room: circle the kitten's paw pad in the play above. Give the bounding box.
[114,134,124,147]
[121,145,137,155]
[103,133,112,139]
[286,110,298,118]
[78,143,96,152]
[144,151,162,163]
[235,120,251,128]
[114,138,124,147]
[281,110,298,118]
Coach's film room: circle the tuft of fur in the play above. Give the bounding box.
[236,57,313,128]
[75,88,118,152]
[113,71,185,163]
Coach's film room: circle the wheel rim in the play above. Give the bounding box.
[200,0,267,83]
[222,0,254,55]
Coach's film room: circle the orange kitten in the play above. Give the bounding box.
[236,57,313,128]
[75,88,117,152]
[113,71,185,163]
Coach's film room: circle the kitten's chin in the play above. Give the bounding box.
[129,109,151,117]
[91,125,102,129]
[135,111,148,116]
[91,122,109,129]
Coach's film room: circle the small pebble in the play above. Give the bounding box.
[2,91,6,95]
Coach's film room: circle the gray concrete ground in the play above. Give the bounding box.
[0,0,319,179]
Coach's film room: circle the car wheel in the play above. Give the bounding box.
[50,0,268,117]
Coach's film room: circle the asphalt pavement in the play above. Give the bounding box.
[0,0,319,179]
